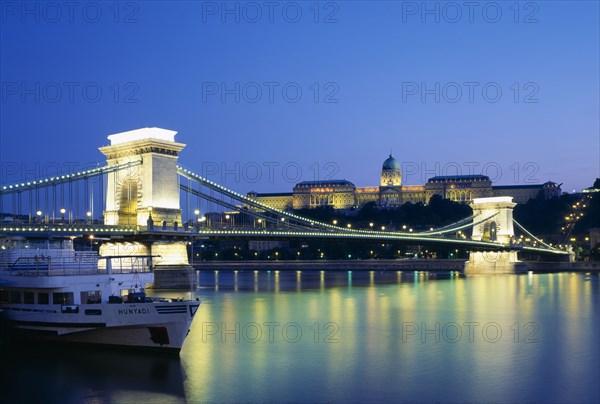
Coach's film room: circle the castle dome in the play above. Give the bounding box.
[382,154,400,171]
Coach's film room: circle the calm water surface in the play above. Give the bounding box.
[1,270,598,403]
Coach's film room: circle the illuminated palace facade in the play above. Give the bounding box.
[247,154,562,210]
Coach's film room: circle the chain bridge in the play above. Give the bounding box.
[0,128,570,284]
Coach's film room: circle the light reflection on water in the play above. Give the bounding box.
[1,271,598,404]
[179,271,599,404]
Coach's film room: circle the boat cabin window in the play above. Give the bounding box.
[53,292,74,305]
[81,291,102,304]
[38,292,49,304]
[24,291,34,304]
[10,291,22,303]
[0,290,8,303]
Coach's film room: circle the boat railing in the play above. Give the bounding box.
[0,253,153,277]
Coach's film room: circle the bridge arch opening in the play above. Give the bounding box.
[482,221,497,242]
[118,177,139,226]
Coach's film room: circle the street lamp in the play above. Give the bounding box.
[193,209,200,229]
[333,219,338,225]
[36,210,43,224]
[347,223,352,228]
[369,222,374,229]
[86,211,92,224]
[60,208,66,222]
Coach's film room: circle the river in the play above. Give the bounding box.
[1,270,598,403]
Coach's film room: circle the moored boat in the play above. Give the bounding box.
[0,237,199,353]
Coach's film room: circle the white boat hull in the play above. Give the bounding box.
[1,301,200,353]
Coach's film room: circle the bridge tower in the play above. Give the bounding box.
[465,196,524,274]
[99,127,184,227]
[98,128,193,286]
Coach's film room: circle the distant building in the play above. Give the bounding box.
[247,154,561,209]
[425,175,493,203]
[589,228,600,249]
[293,180,357,209]
[492,182,562,204]
[245,192,292,211]
[248,240,288,251]
[583,183,600,194]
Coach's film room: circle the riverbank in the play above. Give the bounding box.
[193,259,465,272]
[191,259,600,273]
[524,261,600,273]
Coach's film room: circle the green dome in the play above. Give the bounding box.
[382,154,400,171]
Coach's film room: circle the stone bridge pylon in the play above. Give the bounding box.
[465,196,525,274]
[99,127,185,227]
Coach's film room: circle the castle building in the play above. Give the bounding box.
[247,154,561,210]
[425,175,493,202]
[491,182,562,204]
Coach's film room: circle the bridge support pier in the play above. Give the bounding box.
[465,251,526,274]
[150,241,195,289]
[98,240,196,289]
[464,197,524,274]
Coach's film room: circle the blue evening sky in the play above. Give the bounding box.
[1,1,598,194]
